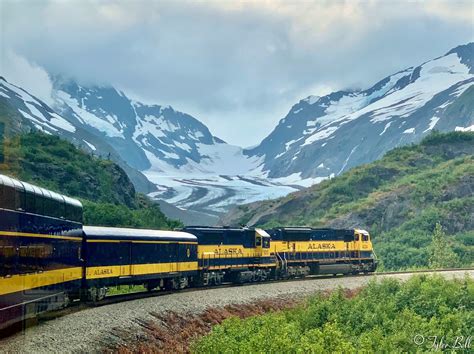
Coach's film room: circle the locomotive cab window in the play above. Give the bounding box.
[255,236,262,247]
[263,237,270,248]
[362,234,369,241]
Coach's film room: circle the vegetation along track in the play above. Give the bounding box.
[0,268,472,353]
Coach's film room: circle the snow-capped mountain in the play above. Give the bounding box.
[245,43,474,179]
[49,78,300,217]
[0,76,157,193]
[1,43,472,222]
[51,77,227,172]
[0,75,300,220]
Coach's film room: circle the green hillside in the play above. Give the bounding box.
[194,275,473,353]
[1,131,181,229]
[222,131,474,270]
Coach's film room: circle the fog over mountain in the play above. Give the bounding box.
[2,0,472,147]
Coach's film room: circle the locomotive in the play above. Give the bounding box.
[0,174,377,331]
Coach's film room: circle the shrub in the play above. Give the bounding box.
[192,275,474,353]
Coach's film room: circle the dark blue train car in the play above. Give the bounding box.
[82,226,198,300]
[0,174,83,331]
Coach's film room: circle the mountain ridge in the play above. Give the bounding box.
[245,42,473,180]
[1,42,473,220]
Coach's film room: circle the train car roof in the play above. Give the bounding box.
[83,226,198,242]
[0,173,82,208]
[183,226,249,230]
[269,227,355,232]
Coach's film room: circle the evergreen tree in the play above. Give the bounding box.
[428,223,459,269]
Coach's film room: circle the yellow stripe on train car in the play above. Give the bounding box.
[0,231,82,241]
[270,240,374,253]
[197,245,262,258]
[85,261,199,280]
[0,267,83,296]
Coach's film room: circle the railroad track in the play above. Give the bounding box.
[1,267,469,336]
[97,266,474,305]
[38,267,474,320]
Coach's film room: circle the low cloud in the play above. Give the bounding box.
[1,0,472,145]
[1,50,54,106]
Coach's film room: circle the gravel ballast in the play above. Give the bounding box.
[0,270,472,353]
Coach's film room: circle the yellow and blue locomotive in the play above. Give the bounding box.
[181,226,274,285]
[266,227,377,277]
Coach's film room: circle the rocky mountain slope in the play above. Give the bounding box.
[0,76,301,221]
[245,43,474,180]
[51,76,226,172]
[1,43,472,223]
[0,76,156,194]
[221,131,474,269]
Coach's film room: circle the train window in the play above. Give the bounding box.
[0,246,17,276]
[1,183,16,210]
[59,201,66,219]
[74,205,83,222]
[255,236,262,247]
[25,191,36,213]
[11,179,25,211]
[21,182,35,213]
[64,196,80,221]
[362,234,369,241]
[49,192,65,218]
[31,186,44,215]
[67,205,75,221]
[42,190,57,218]
[15,189,25,211]
[58,196,67,219]
[263,237,270,248]
[355,234,360,241]
[44,197,55,217]
[35,194,45,215]
[18,246,33,274]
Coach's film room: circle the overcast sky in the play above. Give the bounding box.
[1,0,473,146]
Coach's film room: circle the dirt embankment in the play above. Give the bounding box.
[109,297,304,354]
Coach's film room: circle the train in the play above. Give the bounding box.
[0,174,377,331]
